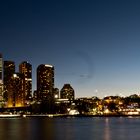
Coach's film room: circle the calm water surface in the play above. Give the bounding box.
[0,117,140,140]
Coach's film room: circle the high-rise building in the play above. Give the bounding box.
[7,73,25,107]
[3,61,15,101]
[60,84,75,101]
[0,53,2,82]
[0,53,3,101]
[19,61,32,102]
[37,64,54,100]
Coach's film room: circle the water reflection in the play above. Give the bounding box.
[0,117,140,140]
[30,118,55,140]
[0,118,55,140]
[104,118,111,140]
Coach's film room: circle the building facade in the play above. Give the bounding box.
[0,53,3,103]
[37,64,54,100]
[19,61,32,102]
[0,54,3,96]
[3,61,15,101]
[0,53,2,82]
[7,73,25,107]
[60,84,75,101]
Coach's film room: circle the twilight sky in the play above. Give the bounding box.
[0,0,140,98]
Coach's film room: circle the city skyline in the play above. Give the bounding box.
[1,0,140,98]
[1,55,140,99]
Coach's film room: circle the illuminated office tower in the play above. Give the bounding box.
[60,84,75,101]
[0,54,3,106]
[37,64,54,100]
[0,53,2,82]
[0,53,3,101]
[19,61,32,102]
[7,73,25,107]
[3,61,15,101]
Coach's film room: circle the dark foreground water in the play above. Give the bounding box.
[0,117,140,140]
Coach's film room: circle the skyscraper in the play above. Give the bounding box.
[0,53,3,100]
[3,61,15,101]
[37,64,54,100]
[19,61,32,102]
[0,53,2,82]
[60,84,75,101]
[7,73,25,107]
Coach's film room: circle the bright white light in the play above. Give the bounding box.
[45,64,53,68]
[69,110,79,115]
[104,109,110,114]
[25,78,32,81]
[54,94,58,98]
[13,74,17,78]
[127,111,139,115]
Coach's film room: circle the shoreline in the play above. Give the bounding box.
[13,114,140,118]
[1,113,140,118]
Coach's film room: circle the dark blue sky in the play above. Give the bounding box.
[1,0,140,98]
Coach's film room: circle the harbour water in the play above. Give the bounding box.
[0,117,140,140]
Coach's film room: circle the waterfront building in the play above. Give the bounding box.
[7,73,25,107]
[0,53,3,97]
[3,61,15,101]
[0,54,2,81]
[19,61,32,103]
[37,64,54,100]
[60,84,75,101]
